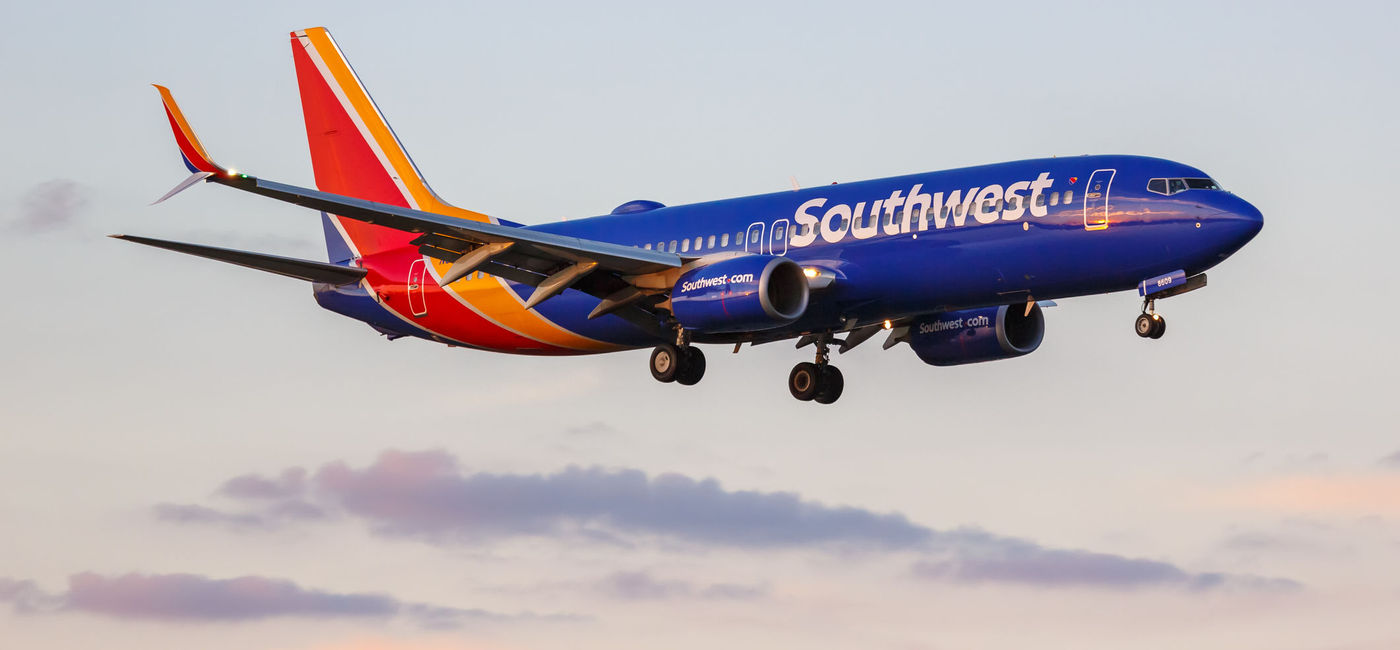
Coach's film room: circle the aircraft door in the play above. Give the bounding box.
[745,222,765,254]
[769,218,790,256]
[407,258,428,316]
[1084,168,1115,231]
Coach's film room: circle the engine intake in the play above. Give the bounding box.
[909,303,1045,366]
[671,255,809,333]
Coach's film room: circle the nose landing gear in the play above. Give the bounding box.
[788,338,843,404]
[1135,299,1166,339]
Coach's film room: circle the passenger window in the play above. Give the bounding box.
[1168,178,1187,194]
[774,225,785,240]
[995,198,1004,211]
[668,240,678,253]
[750,230,760,244]
[1147,178,1167,195]
[681,238,690,253]
[721,233,729,247]
[707,235,716,248]
[1049,192,1059,207]
[1064,190,1073,203]
[694,237,702,250]
[644,243,652,250]
[954,204,964,217]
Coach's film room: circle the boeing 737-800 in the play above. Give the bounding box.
[117,27,1264,404]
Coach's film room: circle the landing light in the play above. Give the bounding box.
[803,267,819,278]
[883,319,892,330]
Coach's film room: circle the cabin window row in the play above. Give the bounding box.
[642,231,749,253]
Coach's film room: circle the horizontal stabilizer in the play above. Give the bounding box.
[110,234,367,285]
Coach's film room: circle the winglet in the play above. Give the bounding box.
[153,84,226,175]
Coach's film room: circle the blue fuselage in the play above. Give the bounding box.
[495,154,1261,347]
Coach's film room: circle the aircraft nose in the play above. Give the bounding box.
[1203,195,1263,256]
[1231,197,1263,235]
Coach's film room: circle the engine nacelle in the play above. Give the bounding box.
[671,255,809,333]
[909,303,1045,366]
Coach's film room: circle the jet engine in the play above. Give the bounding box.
[909,303,1045,366]
[670,255,809,333]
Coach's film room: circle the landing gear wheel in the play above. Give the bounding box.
[789,362,821,401]
[813,365,844,404]
[676,346,706,385]
[1134,313,1166,339]
[650,344,680,383]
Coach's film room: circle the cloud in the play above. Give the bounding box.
[160,449,1297,591]
[596,571,767,601]
[911,538,1301,591]
[221,468,309,500]
[312,450,930,549]
[152,503,270,529]
[1218,530,1323,553]
[0,572,568,628]
[1379,450,1400,469]
[9,180,89,234]
[0,578,61,613]
[64,572,397,621]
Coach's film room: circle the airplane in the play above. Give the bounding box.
[117,27,1263,405]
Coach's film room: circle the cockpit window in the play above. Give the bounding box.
[1148,176,1222,196]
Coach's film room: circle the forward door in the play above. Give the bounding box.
[1083,169,1115,230]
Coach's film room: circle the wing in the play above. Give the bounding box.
[147,85,683,313]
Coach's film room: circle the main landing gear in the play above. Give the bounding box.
[788,338,843,404]
[650,331,706,386]
[1135,298,1166,339]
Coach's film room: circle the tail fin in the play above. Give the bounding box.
[290,27,492,258]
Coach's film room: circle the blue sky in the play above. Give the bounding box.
[2,2,1398,649]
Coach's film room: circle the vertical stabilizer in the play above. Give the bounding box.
[290,27,493,257]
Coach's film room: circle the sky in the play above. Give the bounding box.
[2,1,1398,649]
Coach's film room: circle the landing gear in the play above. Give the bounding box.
[1135,299,1166,339]
[650,333,706,385]
[676,346,706,385]
[788,362,821,400]
[789,338,843,404]
[649,343,681,382]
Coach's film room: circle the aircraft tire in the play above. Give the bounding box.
[1135,313,1156,338]
[650,344,681,383]
[676,346,706,385]
[1150,316,1167,339]
[814,365,844,404]
[789,362,821,401]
